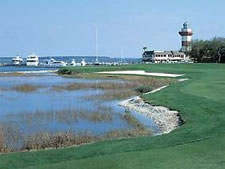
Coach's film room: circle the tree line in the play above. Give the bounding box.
[189,37,225,63]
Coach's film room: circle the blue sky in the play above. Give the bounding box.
[0,0,224,58]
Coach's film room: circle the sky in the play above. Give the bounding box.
[0,0,225,58]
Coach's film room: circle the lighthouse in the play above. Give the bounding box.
[179,22,193,52]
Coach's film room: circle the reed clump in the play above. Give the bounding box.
[52,81,137,92]
[105,129,152,139]
[121,113,145,130]
[52,83,86,91]
[0,124,23,152]
[23,131,98,151]
[12,84,42,93]
[103,111,153,139]
[13,106,114,126]
[79,111,113,123]
[84,89,137,100]
[120,75,173,90]
[0,126,7,153]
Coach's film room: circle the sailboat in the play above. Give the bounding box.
[81,59,87,66]
[70,59,77,66]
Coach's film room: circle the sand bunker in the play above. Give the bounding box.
[97,70,183,78]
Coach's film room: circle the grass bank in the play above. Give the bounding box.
[1,64,225,169]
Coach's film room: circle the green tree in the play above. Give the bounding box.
[190,37,225,63]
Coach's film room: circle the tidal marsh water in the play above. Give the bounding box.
[0,71,159,151]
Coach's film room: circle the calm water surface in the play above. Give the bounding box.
[0,71,159,136]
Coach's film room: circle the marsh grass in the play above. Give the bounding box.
[0,74,165,153]
[23,131,99,151]
[120,75,173,89]
[51,81,137,92]
[0,123,100,152]
[0,109,152,153]
[0,123,24,152]
[0,126,7,153]
[62,73,117,79]
[53,76,173,101]
[103,110,152,139]
[0,73,27,77]
[0,105,152,152]
[102,89,137,100]
[12,84,42,93]
[84,89,138,101]
[79,111,113,123]
[9,106,114,126]
[104,128,152,139]
[52,83,87,91]
[22,127,151,151]
[121,113,145,130]
[53,76,173,92]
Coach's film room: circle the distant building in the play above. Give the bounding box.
[179,22,193,52]
[142,50,187,63]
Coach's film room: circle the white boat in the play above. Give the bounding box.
[81,59,87,66]
[12,55,23,65]
[70,59,81,66]
[70,59,76,66]
[47,58,67,67]
[26,53,39,66]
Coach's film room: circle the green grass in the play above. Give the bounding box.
[1,63,225,169]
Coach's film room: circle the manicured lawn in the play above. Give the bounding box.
[1,64,225,169]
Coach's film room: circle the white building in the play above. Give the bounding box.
[142,50,188,63]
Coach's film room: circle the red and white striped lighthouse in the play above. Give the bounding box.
[179,22,193,52]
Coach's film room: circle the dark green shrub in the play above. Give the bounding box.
[135,86,152,94]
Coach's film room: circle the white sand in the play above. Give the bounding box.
[97,70,183,78]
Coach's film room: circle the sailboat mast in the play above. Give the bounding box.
[120,47,124,63]
[95,27,98,62]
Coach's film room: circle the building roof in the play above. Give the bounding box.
[144,50,185,55]
[155,51,172,55]
[171,51,185,55]
[143,51,154,55]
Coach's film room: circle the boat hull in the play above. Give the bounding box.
[26,62,39,66]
